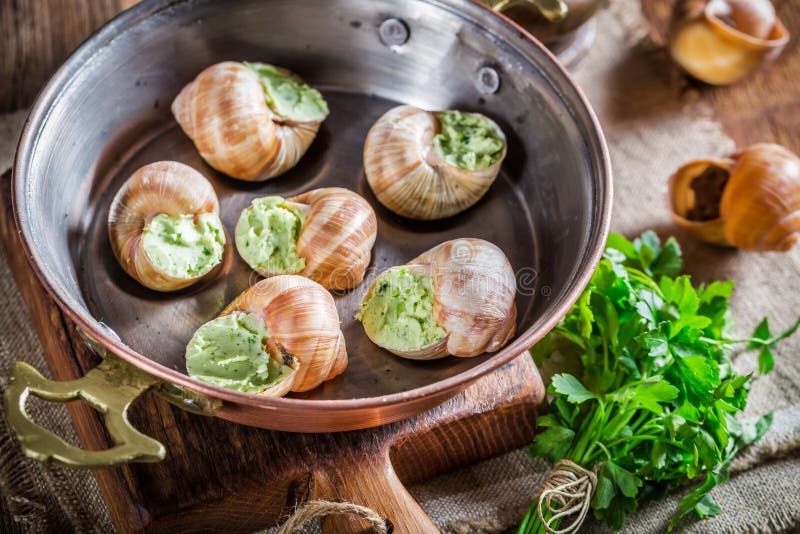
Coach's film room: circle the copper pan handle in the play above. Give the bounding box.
[3,355,165,468]
[490,0,569,22]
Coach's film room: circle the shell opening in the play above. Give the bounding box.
[185,311,295,393]
[356,267,446,353]
[141,212,226,279]
[706,0,779,43]
[669,0,789,86]
[431,110,505,171]
[684,164,731,222]
[244,62,329,123]
[235,196,307,275]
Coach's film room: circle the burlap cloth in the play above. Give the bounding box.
[1,1,798,532]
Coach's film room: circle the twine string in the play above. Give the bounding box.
[536,459,597,534]
[278,499,390,533]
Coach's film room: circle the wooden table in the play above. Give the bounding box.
[2,0,799,532]
[640,0,800,152]
[0,2,547,532]
[3,0,797,145]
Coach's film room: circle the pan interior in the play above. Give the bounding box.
[81,90,538,399]
[17,0,606,401]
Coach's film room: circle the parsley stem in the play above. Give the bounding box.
[604,434,689,451]
[702,316,800,347]
[628,410,651,433]
[603,405,636,440]
[569,403,606,464]
[595,441,612,461]
[626,267,665,297]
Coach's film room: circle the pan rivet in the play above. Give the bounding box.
[379,18,409,47]
[476,66,501,95]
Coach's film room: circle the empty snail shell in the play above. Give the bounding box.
[172,61,328,181]
[669,143,800,251]
[186,276,347,395]
[357,238,517,360]
[108,161,226,292]
[235,187,377,290]
[668,0,789,85]
[363,105,507,221]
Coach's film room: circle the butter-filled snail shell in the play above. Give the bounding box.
[172,61,329,181]
[357,238,517,360]
[668,0,789,86]
[108,161,226,292]
[669,143,800,251]
[363,105,507,221]
[185,275,347,395]
[235,187,377,290]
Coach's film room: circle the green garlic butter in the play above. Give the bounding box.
[142,213,225,279]
[432,110,504,171]
[356,268,445,352]
[185,311,294,393]
[244,62,329,122]
[235,196,306,275]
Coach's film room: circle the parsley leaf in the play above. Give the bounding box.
[520,232,799,533]
[606,460,642,498]
[551,373,596,404]
[528,426,575,462]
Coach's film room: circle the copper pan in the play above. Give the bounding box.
[5,0,611,468]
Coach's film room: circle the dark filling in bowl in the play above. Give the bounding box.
[686,165,730,221]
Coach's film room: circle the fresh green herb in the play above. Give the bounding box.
[520,231,800,533]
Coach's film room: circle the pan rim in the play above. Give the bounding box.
[13,0,612,412]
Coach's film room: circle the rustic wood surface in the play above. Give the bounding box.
[2,0,800,532]
[641,0,800,152]
[0,167,544,533]
[0,0,138,112]
[2,0,797,146]
[0,2,548,532]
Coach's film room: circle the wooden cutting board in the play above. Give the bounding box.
[8,0,796,531]
[0,168,545,532]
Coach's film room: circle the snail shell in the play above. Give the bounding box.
[108,161,225,291]
[669,143,800,251]
[668,0,789,85]
[222,276,347,393]
[363,105,507,221]
[290,188,378,290]
[172,61,324,181]
[235,188,377,290]
[360,238,517,360]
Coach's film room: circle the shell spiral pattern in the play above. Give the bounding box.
[292,188,378,291]
[361,238,517,360]
[363,105,507,221]
[172,62,322,181]
[108,161,223,291]
[223,276,347,392]
[669,143,800,252]
[415,238,517,358]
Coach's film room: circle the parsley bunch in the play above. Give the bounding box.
[520,232,800,533]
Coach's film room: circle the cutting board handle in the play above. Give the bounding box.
[311,446,438,533]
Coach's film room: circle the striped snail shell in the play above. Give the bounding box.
[108,161,226,292]
[235,187,377,291]
[359,238,517,360]
[222,276,347,392]
[670,143,800,251]
[363,105,507,221]
[172,61,327,181]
